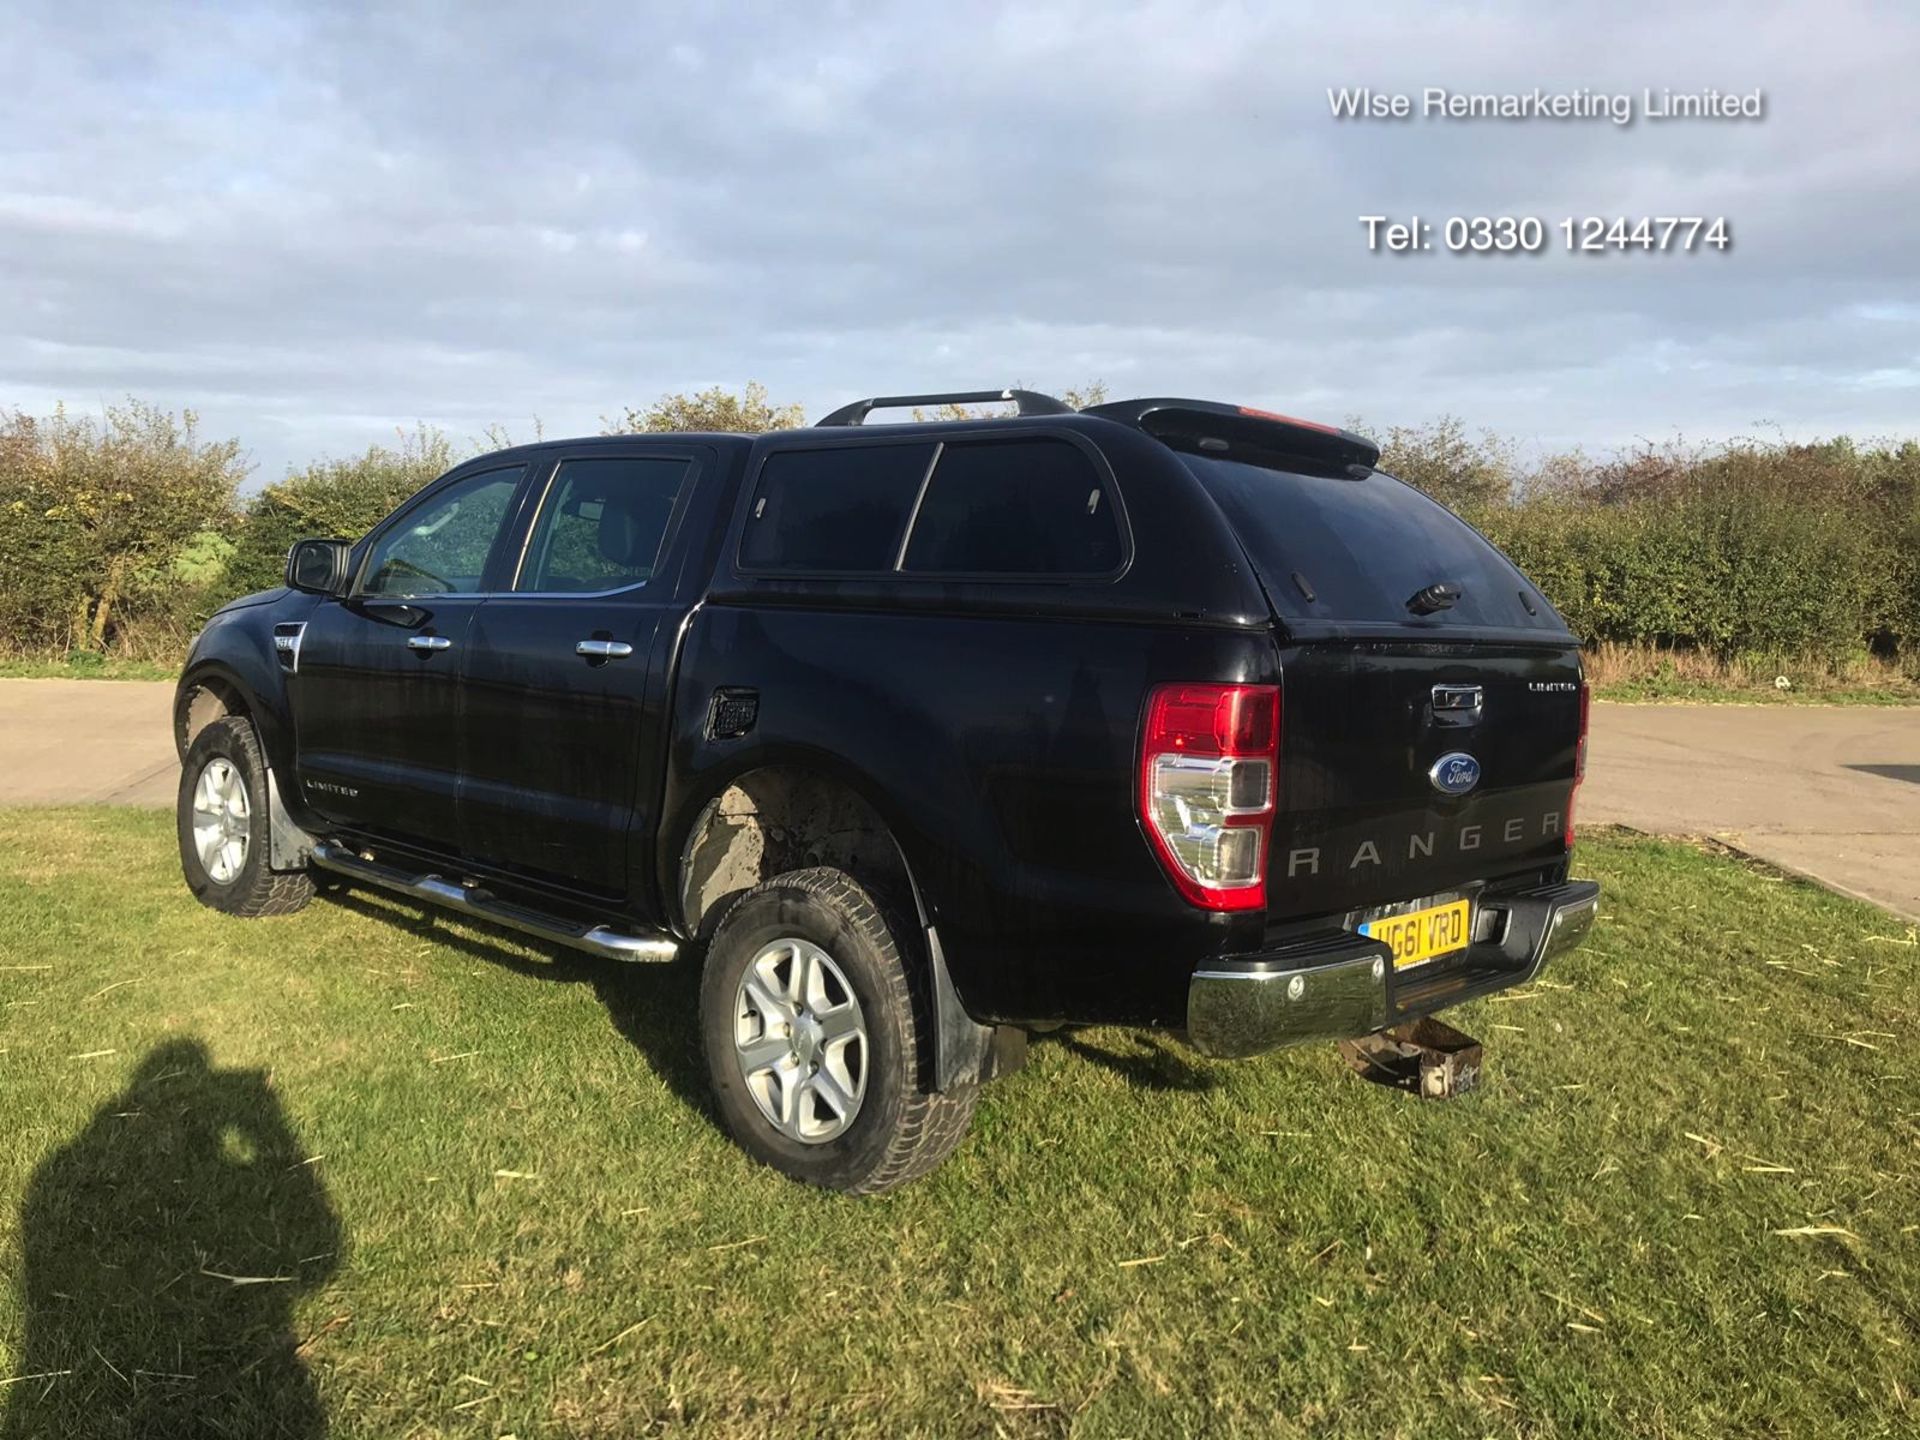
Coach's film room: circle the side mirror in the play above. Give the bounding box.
[285,538,352,596]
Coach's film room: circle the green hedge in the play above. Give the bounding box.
[221,429,455,600]
[1379,423,1920,665]
[3,397,1917,669]
[0,403,242,656]
[1479,493,1912,661]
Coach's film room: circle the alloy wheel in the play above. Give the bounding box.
[733,937,869,1143]
[190,757,251,885]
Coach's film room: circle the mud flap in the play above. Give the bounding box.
[265,768,318,872]
[925,924,1025,1091]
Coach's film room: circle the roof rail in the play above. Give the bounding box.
[815,389,1076,427]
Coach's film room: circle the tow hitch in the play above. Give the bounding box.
[1338,1016,1483,1099]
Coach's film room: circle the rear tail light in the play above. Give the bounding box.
[1139,683,1280,911]
[1566,680,1590,848]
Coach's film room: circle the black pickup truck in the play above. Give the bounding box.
[174,389,1598,1192]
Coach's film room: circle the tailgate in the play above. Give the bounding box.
[1270,642,1581,917]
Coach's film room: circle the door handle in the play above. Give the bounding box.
[575,639,634,660]
[407,634,453,652]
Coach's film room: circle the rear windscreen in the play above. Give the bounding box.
[1181,454,1561,631]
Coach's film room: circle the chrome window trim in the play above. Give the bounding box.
[890,441,944,571]
[492,581,654,601]
[343,583,655,602]
[507,460,558,592]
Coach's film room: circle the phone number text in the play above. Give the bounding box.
[1360,215,1733,254]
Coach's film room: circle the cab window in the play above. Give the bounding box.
[358,466,522,598]
[517,456,692,593]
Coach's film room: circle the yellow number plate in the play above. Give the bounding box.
[1362,899,1472,970]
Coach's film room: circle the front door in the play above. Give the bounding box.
[456,446,701,899]
[290,462,526,852]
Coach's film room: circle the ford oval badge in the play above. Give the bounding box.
[1429,752,1481,796]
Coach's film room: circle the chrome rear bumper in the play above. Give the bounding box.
[1186,880,1600,1059]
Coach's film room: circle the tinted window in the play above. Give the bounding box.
[740,444,934,573]
[902,438,1120,576]
[518,456,691,593]
[359,466,522,598]
[1182,454,1557,630]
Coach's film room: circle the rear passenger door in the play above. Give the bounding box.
[457,445,702,900]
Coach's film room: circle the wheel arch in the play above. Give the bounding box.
[175,662,253,759]
[175,653,315,869]
[668,750,1001,1092]
[671,751,930,943]
[175,632,297,781]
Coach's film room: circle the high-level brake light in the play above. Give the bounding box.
[1236,404,1341,435]
[1138,683,1280,911]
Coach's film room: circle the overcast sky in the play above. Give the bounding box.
[2,0,1915,481]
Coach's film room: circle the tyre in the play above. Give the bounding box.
[699,867,976,1194]
[178,715,314,918]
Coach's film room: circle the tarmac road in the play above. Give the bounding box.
[3,680,1917,921]
[1581,703,1920,922]
[0,679,178,806]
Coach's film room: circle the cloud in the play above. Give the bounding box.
[1,0,1915,479]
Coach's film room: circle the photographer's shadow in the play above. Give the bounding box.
[3,1039,341,1439]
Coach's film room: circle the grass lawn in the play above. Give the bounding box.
[1,813,1916,1438]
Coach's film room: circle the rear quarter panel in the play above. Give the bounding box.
[660,602,1280,1026]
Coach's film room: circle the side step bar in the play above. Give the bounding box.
[309,840,677,963]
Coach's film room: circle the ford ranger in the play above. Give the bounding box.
[173,390,1599,1192]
